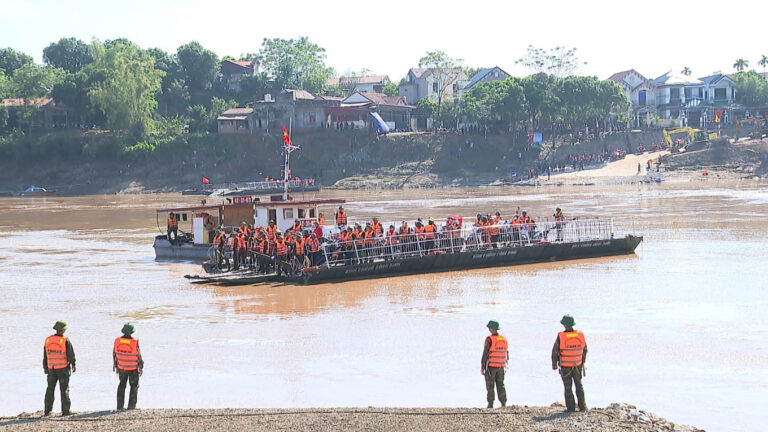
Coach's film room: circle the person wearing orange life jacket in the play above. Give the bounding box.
[307,232,321,266]
[292,218,302,234]
[238,233,247,267]
[363,223,376,262]
[423,218,437,252]
[294,234,308,268]
[335,205,347,227]
[553,207,565,242]
[486,216,500,249]
[44,320,76,416]
[258,232,272,274]
[481,320,508,409]
[213,229,227,269]
[113,322,144,410]
[398,221,413,254]
[229,233,240,270]
[552,314,588,412]
[167,212,179,244]
[274,233,288,276]
[266,220,278,240]
[339,228,353,264]
[318,212,325,226]
[371,217,383,237]
[385,225,398,260]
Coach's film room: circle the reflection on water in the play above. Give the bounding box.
[0,182,767,432]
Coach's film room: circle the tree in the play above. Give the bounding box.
[522,73,561,129]
[732,71,768,106]
[381,81,398,96]
[258,36,333,94]
[733,58,749,72]
[681,67,691,76]
[10,64,66,98]
[0,70,9,98]
[43,37,93,73]
[176,41,219,92]
[759,55,768,75]
[147,47,189,116]
[88,41,164,137]
[515,45,586,79]
[238,72,273,104]
[187,96,237,132]
[52,70,104,126]
[0,47,34,76]
[418,50,463,118]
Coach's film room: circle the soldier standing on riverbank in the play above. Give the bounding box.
[481,320,508,408]
[114,322,144,410]
[43,320,76,416]
[552,314,587,412]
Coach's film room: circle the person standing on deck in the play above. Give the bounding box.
[554,208,565,242]
[274,233,288,275]
[167,212,178,244]
[318,212,325,226]
[552,314,588,412]
[43,320,75,416]
[113,323,144,410]
[335,206,347,227]
[481,320,507,408]
[231,232,240,270]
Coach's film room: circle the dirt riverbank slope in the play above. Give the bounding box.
[1,404,702,432]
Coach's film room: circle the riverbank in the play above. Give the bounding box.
[1,404,703,432]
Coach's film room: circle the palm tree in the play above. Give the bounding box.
[733,58,749,72]
[681,67,691,76]
[759,55,768,75]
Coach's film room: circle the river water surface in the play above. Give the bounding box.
[1,182,767,431]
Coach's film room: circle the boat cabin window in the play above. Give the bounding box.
[283,208,293,219]
[181,213,187,221]
[309,209,316,218]
[268,209,277,222]
[298,208,306,219]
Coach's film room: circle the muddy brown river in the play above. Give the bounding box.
[1,182,767,431]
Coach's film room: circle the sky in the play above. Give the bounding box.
[2,0,768,81]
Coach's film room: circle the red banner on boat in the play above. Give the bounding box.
[202,176,210,184]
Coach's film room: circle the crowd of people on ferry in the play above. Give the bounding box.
[195,205,567,274]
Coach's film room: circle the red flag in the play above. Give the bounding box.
[202,176,210,184]
[282,123,291,146]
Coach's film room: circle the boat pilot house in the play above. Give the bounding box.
[154,195,344,260]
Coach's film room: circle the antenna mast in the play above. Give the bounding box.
[283,117,298,200]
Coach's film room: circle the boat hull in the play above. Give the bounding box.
[293,235,642,284]
[153,237,214,261]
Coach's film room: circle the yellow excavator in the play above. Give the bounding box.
[663,127,718,152]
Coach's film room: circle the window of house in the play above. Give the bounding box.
[308,113,316,124]
[684,88,692,99]
[698,88,703,98]
[283,208,293,219]
[494,70,499,77]
[452,83,458,93]
[670,88,680,99]
[432,82,438,92]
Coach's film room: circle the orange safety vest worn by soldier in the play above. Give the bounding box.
[44,320,75,416]
[552,314,588,412]
[372,220,383,236]
[318,213,325,226]
[336,207,347,226]
[168,214,178,228]
[424,223,436,239]
[481,320,507,408]
[113,322,143,411]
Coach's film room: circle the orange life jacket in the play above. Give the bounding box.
[372,221,383,236]
[318,215,325,226]
[486,334,508,368]
[266,225,277,239]
[555,211,565,222]
[214,233,223,245]
[45,335,69,370]
[168,216,178,228]
[336,211,347,225]
[238,236,246,249]
[113,337,140,371]
[340,231,352,246]
[424,224,436,239]
[294,239,305,256]
[414,225,424,240]
[386,229,398,244]
[308,237,320,252]
[364,229,375,245]
[293,222,302,233]
[557,331,586,368]
[353,228,364,246]
[487,221,499,236]
[275,239,287,256]
[399,226,411,235]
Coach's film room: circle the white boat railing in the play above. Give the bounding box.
[320,218,619,268]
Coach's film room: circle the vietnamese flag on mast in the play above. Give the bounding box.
[282,123,291,146]
[202,176,210,184]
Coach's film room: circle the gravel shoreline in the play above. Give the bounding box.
[1,404,703,432]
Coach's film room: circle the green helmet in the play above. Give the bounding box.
[560,315,575,327]
[53,320,67,331]
[121,322,135,335]
[486,320,500,331]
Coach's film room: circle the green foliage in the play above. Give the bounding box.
[416,98,437,117]
[259,36,333,94]
[459,77,527,128]
[381,81,398,96]
[0,70,9,98]
[43,37,93,73]
[10,64,66,98]
[121,140,156,158]
[522,72,561,127]
[0,47,33,75]
[187,96,237,132]
[733,70,768,106]
[176,41,219,92]
[418,50,463,117]
[238,72,273,104]
[88,40,164,137]
[515,45,586,79]
[733,58,749,72]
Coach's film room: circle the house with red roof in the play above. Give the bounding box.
[218,59,259,92]
[1,98,68,131]
[327,91,415,131]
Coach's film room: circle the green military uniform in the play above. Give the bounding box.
[114,323,144,410]
[551,315,588,412]
[43,321,75,416]
[481,320,507,408]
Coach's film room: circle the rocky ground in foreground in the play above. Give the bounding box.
[1,403,703,432]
